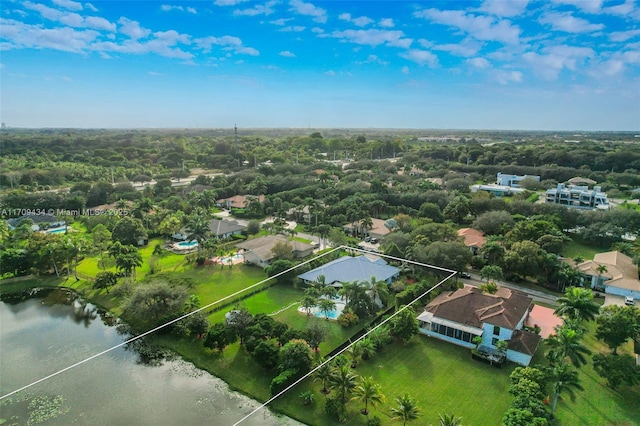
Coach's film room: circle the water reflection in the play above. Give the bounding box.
[0,288,301,426]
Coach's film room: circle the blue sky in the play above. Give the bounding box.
[1,0,639,130]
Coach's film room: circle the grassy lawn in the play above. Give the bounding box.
[272,336,516,425]
[561,238,609,261]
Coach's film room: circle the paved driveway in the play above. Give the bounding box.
[603,294,635,307]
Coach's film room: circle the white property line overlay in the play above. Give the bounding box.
[1,245,458,426]
[232,247,457,425]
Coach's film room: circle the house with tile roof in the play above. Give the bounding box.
[577,251,640,299]
[417,285,541,366]
[236,235,314,267]
[217,195,265,210]
[343,218,393,241]
[457,228,486,255]
[297,255,400,288]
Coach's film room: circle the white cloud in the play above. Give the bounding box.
[414,8,521,45]
[148,71,163,76]
[493,70,522,84]
[187,7,197,14]
[432,38,482,57]
[118,17,151,40]
[85,3,98,12]
[379,18,394,28]
[609,29,640,42]
[0,18,99,52]
[352,16,374,27]
[324,70,335,76]
[279,50,296,57]
[603,0,636,17]
[279,26,305,32]
[362,54,388,65]
[215,0,249,5]
[289,0,327,24]
[328,29,412,48]
[467,57,491,69]
[480,0,529,17]
[84,16,116,32]
[401,65,410,74]
[539,12,604,33]
[195,35,259,56]
[550,0,603,13]
[338,13,351,21]
[523,45,594,80]
[234,1,277,17]
[270,18,292,26]
[399,49,439,67]
[161,5,197,14]
[52,0,83,11]
[62,75,73,81]
[311,27,324,33]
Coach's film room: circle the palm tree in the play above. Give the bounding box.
[346,341,363,368]
[358,337,377,361]
[186,295,201,312]
[359,215,373,238]
[554,287,600,322]
[368,276,390,308]
[439,413,463,426]
[547,362,584,418]
[318,298,336,320]
[351,376,385,415]
[329,364,358,403]
[300,295,318,316]
[390,393,420,426]
[115,246,143,280]
[546,324,591,368]
[186,214,210,254]
[339,281,357,305]
[313,360,332,394]
[595,264,609,289]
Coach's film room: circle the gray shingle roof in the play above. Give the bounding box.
[298,255,400,285]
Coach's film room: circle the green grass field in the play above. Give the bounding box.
[561,238,610,261]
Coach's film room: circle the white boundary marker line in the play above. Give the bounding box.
[0,246,344,401]
[232,247,457,425]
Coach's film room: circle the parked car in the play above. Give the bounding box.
[459,272,471,279]
[625,296,635,306]
[370,237,378,244]
[364,236,371,242]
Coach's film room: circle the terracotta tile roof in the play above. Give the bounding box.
[424,285,532,330]
[217,195,265,209]
[457,228,487,249]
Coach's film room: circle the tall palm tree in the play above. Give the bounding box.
[339,281,357,305]
[546,324,591,368]
[439,413,463,426]
[115,246,143,280]
[547,362,584,418]
[313,360,332,394]
[359,216,373,238]
[368,276,390,308]
[318,298,336,320]
[186,214,210,254]
[346,341,363,368]
[329,364,358,403]
[390,393,421,426]
[300,295,318,316]
[554,287,600,322]
[351,376,385,415]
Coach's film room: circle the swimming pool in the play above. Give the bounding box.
[47,227,68,234]
[177,241,198,248]
[298,301,346,320]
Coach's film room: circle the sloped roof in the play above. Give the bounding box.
[423,285,532,330]
[578,251,640,292]
[297,255,400,285]
[508,329,541,356]
[217,195,265,209]
[236,235,313,262]
[457,228,486,249]
[208,219,246,237]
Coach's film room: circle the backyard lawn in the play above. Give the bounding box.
[561,238,609,261]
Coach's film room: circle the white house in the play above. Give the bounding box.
[417,285,541,366]
[545,183,609,210]
[496,173,540,188]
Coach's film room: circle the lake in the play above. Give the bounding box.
[0,288,302,426]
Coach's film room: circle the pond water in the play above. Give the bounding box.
[0,288,301,426]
